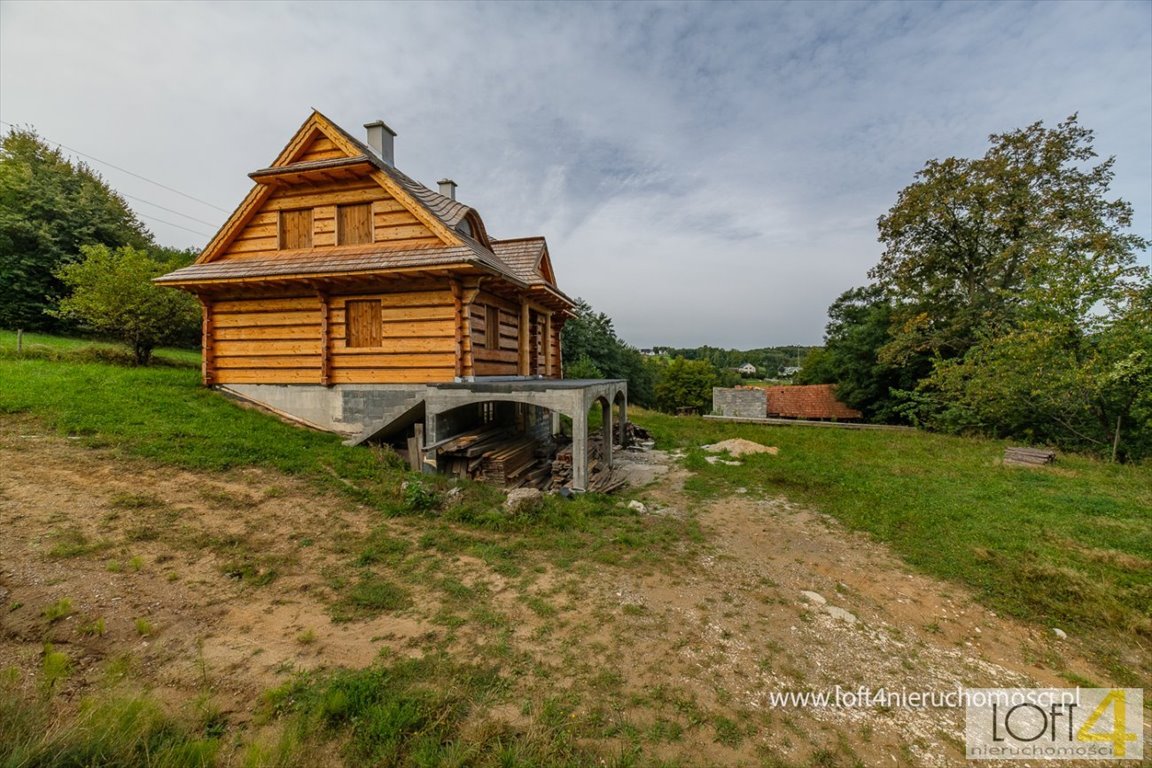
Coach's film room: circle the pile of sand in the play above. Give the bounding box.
[701,438,779,457]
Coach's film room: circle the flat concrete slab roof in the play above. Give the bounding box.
[431,378,627,393]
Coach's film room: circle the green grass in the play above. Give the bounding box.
[41,598,75,624]
[1,666,220,768]
[0,329,201,366]
[263,652,621,767]
[642,410,1152,683]
[1,330,382,480]
[0,331,701,577]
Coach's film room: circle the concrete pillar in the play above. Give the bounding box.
[601,398,613,468]
[617,394,628,447]
[551,410,562,436]
[572,406,588,491]
[422,412,440,474]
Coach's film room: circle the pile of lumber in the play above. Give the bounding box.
[432,421,642,493]
[1004,446,1056,466]
[475,436,537,486]
[550,432,626,493]
[433,425,550,488]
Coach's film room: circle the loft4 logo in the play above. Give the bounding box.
[966,688,1144,761]
[1075,689,1139,757]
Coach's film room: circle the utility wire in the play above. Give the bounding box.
[134,212,214,238]
[0,119,230,213]
[119,191,220,228]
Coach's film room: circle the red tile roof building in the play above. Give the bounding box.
[764,384,862,420]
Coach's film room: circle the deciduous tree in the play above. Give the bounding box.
[873,115,1147,364]
[561,298,654,405]
[795,285,928,421]
[653,357,719,414]
[53,244,200,365]
[0,128,152,330]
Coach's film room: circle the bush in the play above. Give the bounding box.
[653,357,719,414]
[53,244,200,365]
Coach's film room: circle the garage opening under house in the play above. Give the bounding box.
[156,110,626,491]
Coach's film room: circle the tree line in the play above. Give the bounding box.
[560,299,749,413]
[651,345,815,378]
[0,127,201,363]
[797,116,1151,461]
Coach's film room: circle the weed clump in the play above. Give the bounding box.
[42,598,74,623]
[402,480,440,514]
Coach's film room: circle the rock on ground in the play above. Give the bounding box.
[504,487,542,512]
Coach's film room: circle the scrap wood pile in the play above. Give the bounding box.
[1004,446,1056,466]
[550,432,626,493]
[435,425,551,489]
[434,421,647,493]
[624,421,652,446]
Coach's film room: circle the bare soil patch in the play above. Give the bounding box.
[0,419,1123,765]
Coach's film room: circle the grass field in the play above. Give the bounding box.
[1,331,1149,766]
[0,331,694,568]
[641,413,1151,685]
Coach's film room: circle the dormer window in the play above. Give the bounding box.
[279,209,312,250]
[456,218,473,238]
[337,203,373,245]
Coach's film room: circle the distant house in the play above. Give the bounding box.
[737,362,757,376]
[779,366,801,378]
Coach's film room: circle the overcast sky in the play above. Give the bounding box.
[2,1,1149,347]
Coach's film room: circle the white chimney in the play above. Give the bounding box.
[438,178,457,200]
[363,120,396,167]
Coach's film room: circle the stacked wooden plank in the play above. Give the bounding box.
[433,422,640,492]
[475,437,537,486]
[433,425,550,488]
[1004,446,1056,466]
[549,433,625,492]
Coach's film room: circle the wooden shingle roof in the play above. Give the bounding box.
[491,238,548,285]
[155,245,482,284]
[158,111,573,309]
[323,118,473,231]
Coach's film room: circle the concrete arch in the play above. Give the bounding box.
[423,379,628,491]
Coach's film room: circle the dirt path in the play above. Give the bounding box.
[0,422,1119,766]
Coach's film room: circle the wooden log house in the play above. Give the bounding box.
[157,111,627,491]
[157,110,571,387]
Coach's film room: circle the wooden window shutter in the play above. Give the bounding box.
[337,203,373,245]
[345,300,382,348]
[279,209,313,250]
[485,305,500,349]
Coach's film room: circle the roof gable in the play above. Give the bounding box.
[162,111,573,309]
[491,237,558,287]
[196,111,463,265]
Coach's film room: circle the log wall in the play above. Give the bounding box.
[469,290,521,377]
[209,281,459,385]
[216,178,441,262]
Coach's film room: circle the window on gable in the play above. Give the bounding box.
[346,299,382,348]
[485,305,500,349]
[279,209,313,250]
[337,203,373,245]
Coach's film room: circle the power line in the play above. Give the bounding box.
[134,212,214,238]
[0,119,230,213]
[119,191,220,228]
